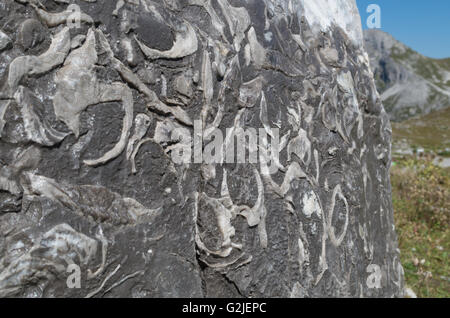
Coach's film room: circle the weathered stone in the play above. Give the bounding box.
[0,30,11,52]
[174,74,193,99]
[17,19,46,51]
[0,0,404,298]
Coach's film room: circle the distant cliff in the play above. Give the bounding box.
[364,29,450,122]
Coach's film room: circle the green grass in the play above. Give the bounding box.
[391,106,450,297]
[391,156,449,297]
[383,46,450,297]
[392,107,450,155]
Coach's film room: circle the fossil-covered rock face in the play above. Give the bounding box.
[0,0,404,298]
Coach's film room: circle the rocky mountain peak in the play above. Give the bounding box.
[364,29,450,121]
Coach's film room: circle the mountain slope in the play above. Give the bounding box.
[364,29,450,122]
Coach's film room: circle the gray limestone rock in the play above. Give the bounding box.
[0,0,404,298]
[0,30,11,52]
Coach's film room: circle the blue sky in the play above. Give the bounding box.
[356,0,450,59]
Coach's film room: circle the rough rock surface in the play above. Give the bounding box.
[0,0,404,297]
[364,29,450,122]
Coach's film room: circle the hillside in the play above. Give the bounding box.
[364,29,450,122]
[392,107,450,157]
